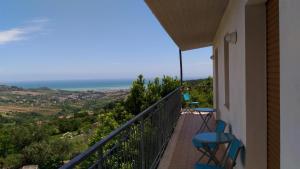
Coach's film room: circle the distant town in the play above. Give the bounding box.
[0,85,129,115]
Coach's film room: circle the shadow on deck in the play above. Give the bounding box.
[158,111,216,169]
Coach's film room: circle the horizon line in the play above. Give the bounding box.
[0,76,210,83]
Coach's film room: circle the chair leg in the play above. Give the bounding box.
[198,151,207,162]
[203,113,213,131]
[197,148,211,163]
[198,112,212,132]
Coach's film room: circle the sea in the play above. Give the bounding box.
[2,79,133,91]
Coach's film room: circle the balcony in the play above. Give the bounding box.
[60,87,217,169]
[157,111,216,169]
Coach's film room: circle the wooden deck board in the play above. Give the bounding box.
[158,112,216,169]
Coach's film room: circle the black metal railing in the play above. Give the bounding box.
[60,87,182,169]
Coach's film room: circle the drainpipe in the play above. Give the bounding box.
[179,49,183,86]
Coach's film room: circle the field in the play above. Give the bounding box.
[0,85,128,115]
[0,85,130,169]
[0,105,60,115]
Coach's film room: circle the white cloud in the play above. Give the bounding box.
[0,18,48,45]
[0,28,25,44]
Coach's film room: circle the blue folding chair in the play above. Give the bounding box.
[194,139,244,169]
[182,92,200,111]
[193,120,227,161]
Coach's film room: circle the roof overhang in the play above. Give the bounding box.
[145,0,229,51]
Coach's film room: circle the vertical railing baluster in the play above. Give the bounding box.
[97,147,103,169]
[140,117,145,169]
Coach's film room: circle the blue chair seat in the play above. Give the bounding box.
[195,163,224,169]
[192,138,217,150]
[192,120,227,150]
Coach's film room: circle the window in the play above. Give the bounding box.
[224,37,230,109]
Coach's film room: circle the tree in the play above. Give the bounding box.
[87,74,181,169]
[125,75,145,115]
[0,153,23,169]
[8,124,52,154]
[89,112,119,146]
[112,102,133,124]
[161,76,180,96]
[125,75,180,115]
[57,118,80,133]
[144,77,161,109]
[22,139,71,169]
[0,128,14,157]
[183,77,213,107]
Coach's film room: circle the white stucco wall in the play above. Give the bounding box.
[213,1,267,169]
[245,4,267,169]
[279,1,300,169]
[213,0,247,168]
[209,0,300,169]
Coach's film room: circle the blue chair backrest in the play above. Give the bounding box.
[215,120,227,133]
[227,139,244,165]
[182,92,191,101]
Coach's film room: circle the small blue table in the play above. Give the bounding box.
[192,132,235,165]
[193,108,216,132]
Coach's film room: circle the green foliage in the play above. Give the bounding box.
[144,77,161,108]
[125,75,146,115]
[0,128,14,157]
[125,75,180,115]
[89,112,120,145]
[112,102,133,124]
[0,153,23,169]
[0,74,180,168]
[22,139,71,169]
[87,75,180,168]
[161,76,180,96]
[183,77,213,107]
[59,104,81,115]
[10,125,50,151]
[56,118,81,133]
[0,112,44,125]
[83,99,111,112]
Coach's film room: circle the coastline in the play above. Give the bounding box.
[1,79,132,92]
[57,86,130,92]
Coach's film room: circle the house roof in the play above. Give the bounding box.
[145,0,229,51]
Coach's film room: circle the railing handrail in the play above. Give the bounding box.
[60,87,181,169]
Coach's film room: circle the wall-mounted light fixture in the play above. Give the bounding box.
[225,31,237,44]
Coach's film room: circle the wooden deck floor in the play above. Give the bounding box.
[158,111,216,169]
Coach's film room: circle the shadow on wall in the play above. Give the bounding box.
[240,147,246,167]
[227,123,246,167]
[227,123,232,133]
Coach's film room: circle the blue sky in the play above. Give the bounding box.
[0,0,212,82]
